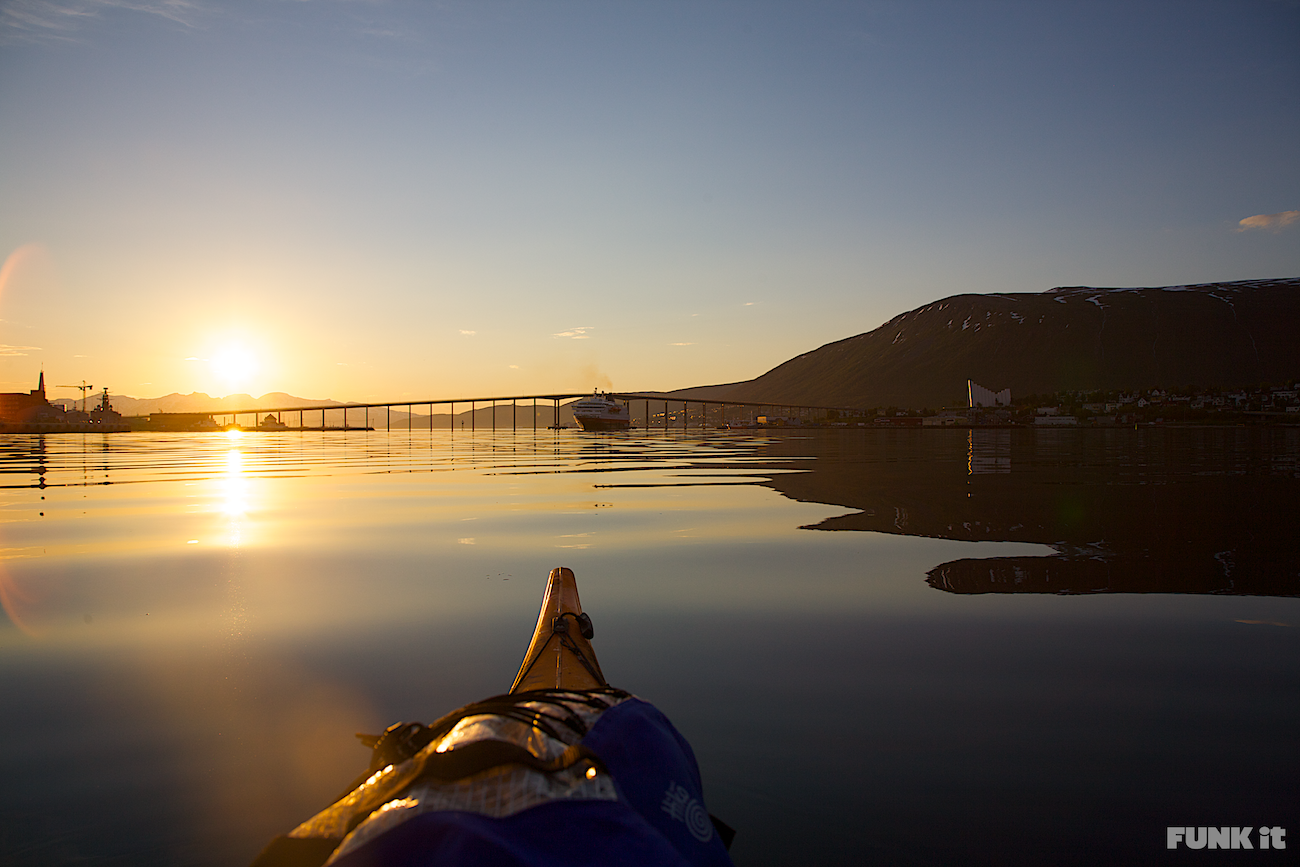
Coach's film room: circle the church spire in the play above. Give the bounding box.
[37,369,45,397]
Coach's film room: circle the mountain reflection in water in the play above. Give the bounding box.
[1,429,1297,867]
[756,427,1300,597]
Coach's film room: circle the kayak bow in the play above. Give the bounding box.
[510,566,607,692]
[250,566,734,867]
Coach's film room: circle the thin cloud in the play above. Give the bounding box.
[743,301,757,306]
[358,26,414,42]
[459,329,476,336]
[669,342,695,346]
[553,327,593,339]
[1237,210,1299,233]
[508,364,520,369]
[0,344,41,356]
[1,0,203,42]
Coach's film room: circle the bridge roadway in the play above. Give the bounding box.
[214,392,862,431]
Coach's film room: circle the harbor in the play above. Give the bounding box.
[3,376,863,434]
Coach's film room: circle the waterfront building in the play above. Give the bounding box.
[0,372,64,423]
[968,380,1011,408]
[141,412,220,431]
[1,374,130,432]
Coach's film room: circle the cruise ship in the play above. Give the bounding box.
[571,391,630,431]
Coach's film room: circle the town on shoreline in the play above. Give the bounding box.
[4,370,1299,433]
[826,382,1300,429]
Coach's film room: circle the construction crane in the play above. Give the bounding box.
[56,380,94,413]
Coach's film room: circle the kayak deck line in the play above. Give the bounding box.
[509,566,607,693]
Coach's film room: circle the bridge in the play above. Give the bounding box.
[211,392,863,431]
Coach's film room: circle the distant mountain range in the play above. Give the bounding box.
[50,392,580,428]
[673,278,1300,410]
[52,392,339,416]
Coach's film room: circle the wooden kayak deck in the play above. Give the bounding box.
[509,567,607,692]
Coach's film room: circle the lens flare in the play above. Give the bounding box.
[0,566,41,636]
[0,243,54,307]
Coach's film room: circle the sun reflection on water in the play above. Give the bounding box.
[217,441,254,549]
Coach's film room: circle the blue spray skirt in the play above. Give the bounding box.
[254,697,734,867]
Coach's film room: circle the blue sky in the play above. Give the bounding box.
[1,0,1296,401]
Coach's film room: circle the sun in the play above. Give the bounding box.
[210,344,260,392]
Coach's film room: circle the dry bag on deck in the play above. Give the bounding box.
[251,691,734,867]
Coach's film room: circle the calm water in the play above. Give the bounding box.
[1,428,1297,866]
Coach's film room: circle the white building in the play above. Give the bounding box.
[968,380,1011,408]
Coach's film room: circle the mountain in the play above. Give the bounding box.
[681,278,1300,410]
[752,430,1300,597]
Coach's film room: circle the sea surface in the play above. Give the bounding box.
[1,428,1297,866]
